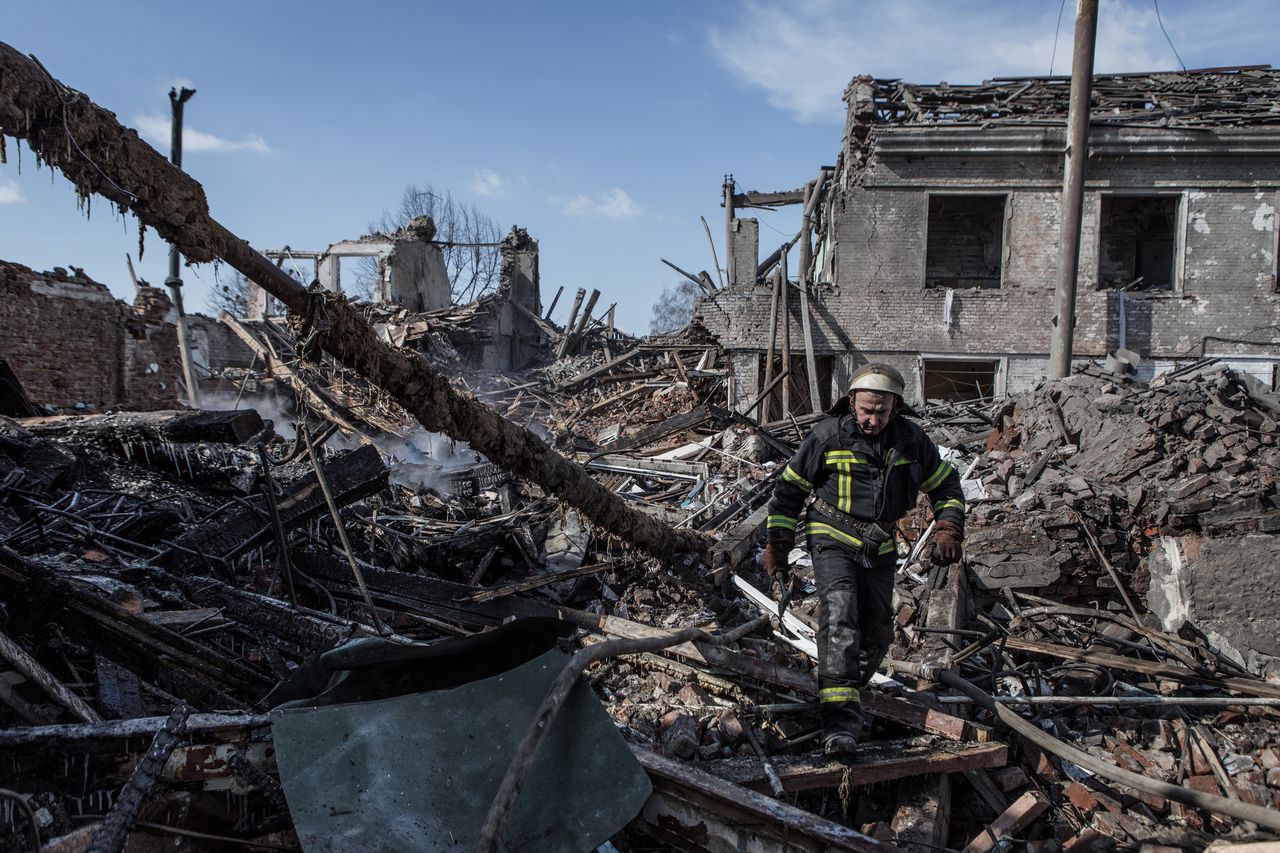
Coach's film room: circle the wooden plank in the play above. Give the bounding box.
[635,748,897,853]
[0,628,101,722]
[557,345,643,389]
[961,790,1051,853]
[964,767,1011,816]
[601,403,714,453]
[219,312,365,437]
[892,774,951,853]
[700,739,1007,792]
[1001,637,1280,699]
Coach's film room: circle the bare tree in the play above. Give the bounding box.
[357,184,503,304]
[210,264,250,317]
[648,280,701,335]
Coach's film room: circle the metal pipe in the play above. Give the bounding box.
[1046,0,1099,379]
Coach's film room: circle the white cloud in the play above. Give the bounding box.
[471,167,505,197]
[708,0,1269,123]
[561,188,642,220]
[0,180,24,205]
[134,114,271,154]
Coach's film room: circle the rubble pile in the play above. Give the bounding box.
[1,344,1279,852]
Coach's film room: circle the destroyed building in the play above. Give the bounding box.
[702,67,1280,412]
[7,38,1280,853]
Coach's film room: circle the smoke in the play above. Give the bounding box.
[200,390,484,495]
[375,429,482,494]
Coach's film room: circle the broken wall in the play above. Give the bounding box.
[701,125,1280,408]
[0,261,181,411]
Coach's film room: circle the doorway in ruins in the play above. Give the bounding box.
[1098,195,1179,290]
[920,358,1002,404]
[756,354,834,421]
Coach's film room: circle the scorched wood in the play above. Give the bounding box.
[0,40,709,564]
[158,443,387,569]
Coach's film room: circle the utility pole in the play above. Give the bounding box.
[167,85,202,407]
[1046,0,1099,379]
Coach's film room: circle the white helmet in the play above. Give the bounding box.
[848,363,905,398]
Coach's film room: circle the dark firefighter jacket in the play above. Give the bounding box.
[766,412,965,556]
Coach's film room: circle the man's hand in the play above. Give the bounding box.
[932,521,964,565]
[762,541,791,580]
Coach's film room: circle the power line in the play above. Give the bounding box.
[1049,0,1069,76]
[1152,0,1187,72]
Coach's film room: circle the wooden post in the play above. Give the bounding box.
[798,181,822,413]
[555,288,586,358]
[543,285,563,321]
[761,269,781,420]
[780,251,791,419]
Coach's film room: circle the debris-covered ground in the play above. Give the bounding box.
[3,39,1280,850]
[2,308,1280,852]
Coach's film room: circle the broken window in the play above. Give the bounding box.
[921,358,998,403]
[1098,195,1178,291]
[756,354,833,420]
[925,195,1005,289]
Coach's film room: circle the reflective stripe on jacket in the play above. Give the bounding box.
[766,413,965,551]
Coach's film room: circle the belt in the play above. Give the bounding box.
[810,497,894,548]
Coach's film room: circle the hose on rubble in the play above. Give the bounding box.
[885,658,1280,831]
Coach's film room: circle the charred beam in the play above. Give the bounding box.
[0,41,708,565]
[86,704,190,853]
[159,444,387,568]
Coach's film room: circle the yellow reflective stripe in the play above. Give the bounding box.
[767,514,798,531]
[838,461,852,514]
[818,686,861,704]
[805,523,897,555]
[933,498,965,514]
[782,465,813,492]
[893,458,913,466]
[824,450,867,464]
[806,522,863,549]
[922,461,954,492]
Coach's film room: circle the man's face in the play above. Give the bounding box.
[852,391,895,437]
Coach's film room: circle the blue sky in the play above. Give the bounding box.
[1,0,1276,334]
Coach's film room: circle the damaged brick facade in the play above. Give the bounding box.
[0,261,183,411]
[701,69,1280,411]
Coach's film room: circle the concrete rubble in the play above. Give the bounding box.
[3,36,1280,853]
[2,313,1280,850]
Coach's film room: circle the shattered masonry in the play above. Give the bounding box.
[3,40,1280,853]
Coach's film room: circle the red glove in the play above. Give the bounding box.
[762,541,792,579]
[932,521,964,565]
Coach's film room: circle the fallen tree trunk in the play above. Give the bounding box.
[0,41,708,565]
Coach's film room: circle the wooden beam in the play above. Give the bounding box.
[636,748,897,853]
[219,312,365,437]
[798,181,822,413]
[700,740,1006,792]
[961,790,1051,853]
[892,774,952,853]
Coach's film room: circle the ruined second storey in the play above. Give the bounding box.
[701,67,1280,412]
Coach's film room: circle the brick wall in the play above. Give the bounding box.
[0,261,181,411]
[701,124,1280,407]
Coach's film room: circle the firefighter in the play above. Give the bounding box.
[761,363,965,756]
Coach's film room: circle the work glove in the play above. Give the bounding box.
[932,521,964,565]
[761,540,792,581]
